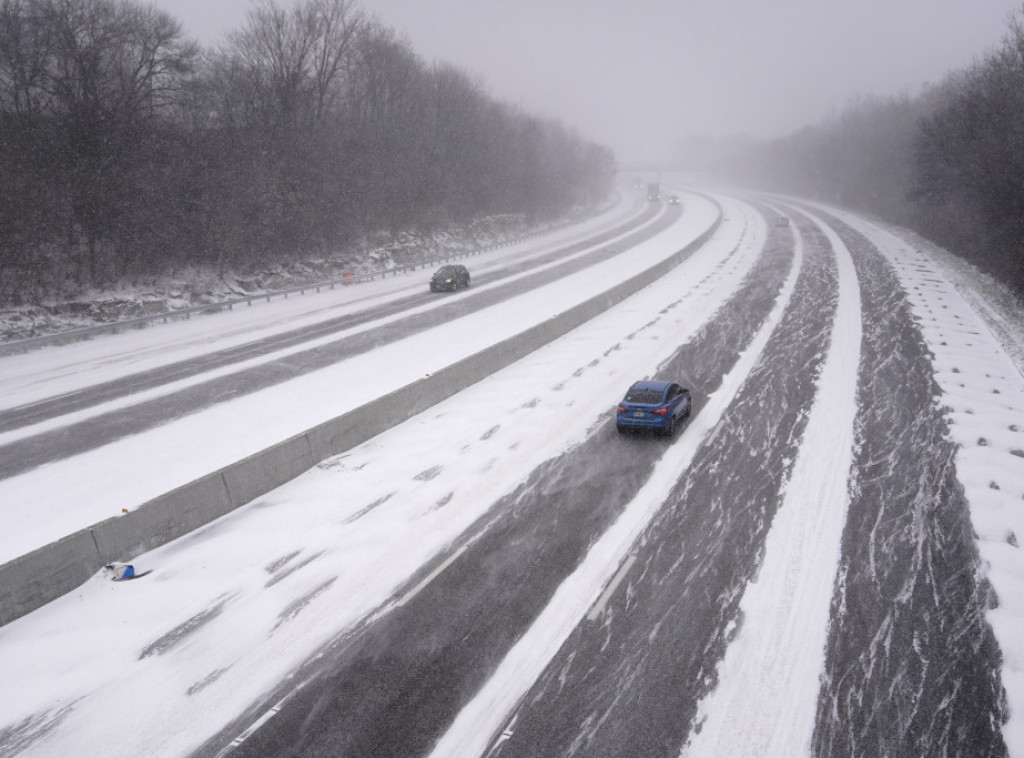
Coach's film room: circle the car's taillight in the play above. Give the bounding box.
[616,405,627,414]
[652,406,668,415]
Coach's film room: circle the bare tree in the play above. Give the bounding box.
[0,0,618,302]
[226,0,360,135]
[306,0,361,122]
[913,5,1024,290]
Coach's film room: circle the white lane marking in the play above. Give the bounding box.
[485,714,519,756]
[214,543,473,755]
[428,199,805,758]
[216,683,307,757]
[586,554,638,621]
[395,544,470,607]
[216,542,472,754]
[683,205,862,757]
[706,415,727,447]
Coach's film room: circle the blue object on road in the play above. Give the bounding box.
[106,563,136,581]
[615,380,691,436]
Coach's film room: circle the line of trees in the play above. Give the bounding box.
[709,4,1024,295]
[0,0,616,303]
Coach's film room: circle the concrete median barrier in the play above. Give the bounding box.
[0,204,721,626]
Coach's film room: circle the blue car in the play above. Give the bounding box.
[616,380,691,436]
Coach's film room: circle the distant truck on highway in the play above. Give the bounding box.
[646,182,660,202]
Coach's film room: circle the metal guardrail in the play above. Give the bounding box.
[0,229,560,357]
[0,193,715,626]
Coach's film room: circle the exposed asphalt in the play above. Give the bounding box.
[196,204,800,757]
[811,210,1006,757]
[125,202,1008,758]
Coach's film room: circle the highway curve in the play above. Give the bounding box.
[198,203,796,757]
[198,204,1005,757]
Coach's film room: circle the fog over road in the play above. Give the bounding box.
[0,185,1020,758]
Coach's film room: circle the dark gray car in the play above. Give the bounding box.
[430,264,470,292]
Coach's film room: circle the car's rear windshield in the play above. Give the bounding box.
[625,388,664,404]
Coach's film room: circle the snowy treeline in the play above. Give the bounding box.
[707,6,1024,295]
[0,0,616,304]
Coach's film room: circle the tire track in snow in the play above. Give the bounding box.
[426,205,807,758]
[681,207,862,757]
[467,209,833,758]
[192,196,766,758]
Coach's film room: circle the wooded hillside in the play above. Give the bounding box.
[0,0,616,303]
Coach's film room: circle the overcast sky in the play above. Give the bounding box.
[154,0,1022,166]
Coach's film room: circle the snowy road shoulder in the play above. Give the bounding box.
[828,207,1024,756]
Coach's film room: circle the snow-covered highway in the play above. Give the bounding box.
[0,185,1022,757]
